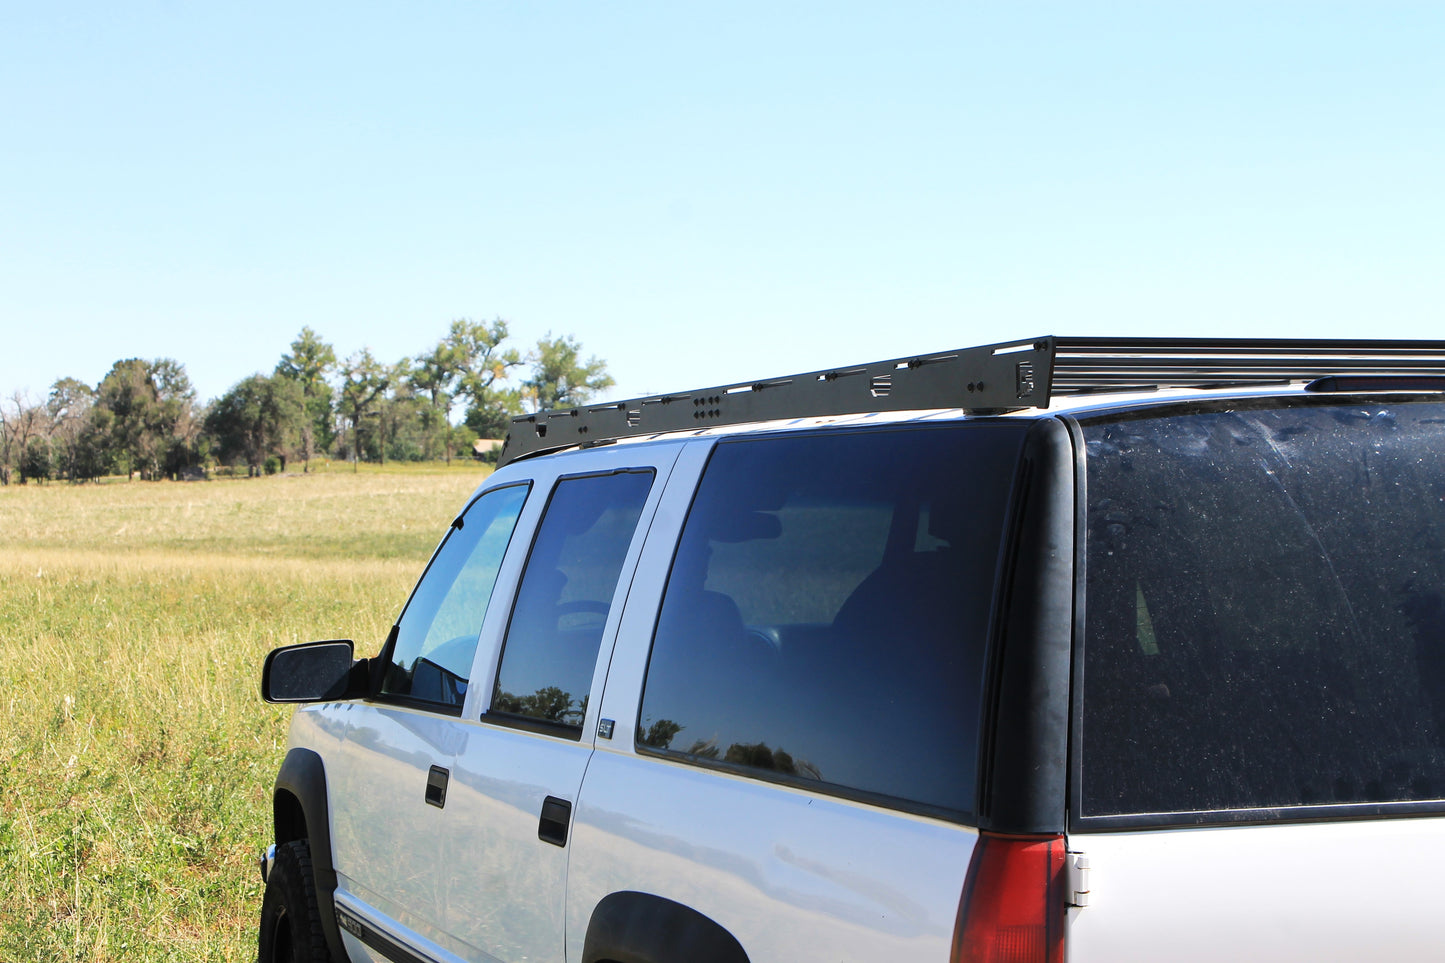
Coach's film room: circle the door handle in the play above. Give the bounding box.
[425,765,449,809]
[538,796,571,847]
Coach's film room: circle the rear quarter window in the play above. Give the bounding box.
[637,424,1026,819]
[1080,400,1445,819]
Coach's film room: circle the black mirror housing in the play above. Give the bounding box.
[261,640,366,704]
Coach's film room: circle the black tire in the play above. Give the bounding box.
[258,839,333,963]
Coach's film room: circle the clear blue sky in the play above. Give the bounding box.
[3,2,1441,406]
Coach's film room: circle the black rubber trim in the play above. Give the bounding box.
[976,418,1075,835]
[582,891,749,963]
[480,710,584,741]
[1306,375,1445,393]
[1074,798,1445,832]
[1062,414,1090,837]
[334,903,438,963]
[273,747,349,963]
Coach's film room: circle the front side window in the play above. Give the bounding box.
[1081,400,1445,818]
[380,484,530,712]
[638,425,1026,817]
[491,470,655,735]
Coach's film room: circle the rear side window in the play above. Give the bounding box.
[637,425,1025,818]
[491,470,654,736]
[1081,401,1445,818]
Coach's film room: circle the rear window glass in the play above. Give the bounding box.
[638,424,1025,818]
[1081,400,1445,816]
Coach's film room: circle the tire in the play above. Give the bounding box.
[258,839,333,963]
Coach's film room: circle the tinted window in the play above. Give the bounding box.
[1081,401,1445,816]
[491,470,654,733]
[380,484,530,711]
[638,426,1025,816]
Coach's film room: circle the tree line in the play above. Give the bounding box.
[0,321,613,484]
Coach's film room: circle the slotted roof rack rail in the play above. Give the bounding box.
[498,335,1445,466]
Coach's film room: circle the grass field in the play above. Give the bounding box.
[0,463,489,961]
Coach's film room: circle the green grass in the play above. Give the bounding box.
[0,465,488,961]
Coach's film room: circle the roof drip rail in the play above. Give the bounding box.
[497,335,1445,466]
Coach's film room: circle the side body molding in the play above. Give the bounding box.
[582,892,749,963]
[273,747,349,963]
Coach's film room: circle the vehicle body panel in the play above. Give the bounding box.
[1067,817,1445,962]
[569,752,976,963]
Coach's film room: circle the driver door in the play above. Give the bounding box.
[327,482,532,956]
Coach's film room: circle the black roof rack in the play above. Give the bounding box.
[497,335,1445,466]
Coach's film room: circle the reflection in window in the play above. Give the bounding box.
[491,470,654,733]
[380,484,530,711]
[638,426,1025,817]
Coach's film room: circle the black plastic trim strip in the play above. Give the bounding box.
[1073,798,1445,833]
[334,904,439,963]
[633,741,973,825]
[976,418,1075,835]
[1062,415,1091,838]
[1071,389,1445,428]
[368,692,467,717]
[481,710,584,741]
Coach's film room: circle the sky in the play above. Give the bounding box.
[2,2,1442,408]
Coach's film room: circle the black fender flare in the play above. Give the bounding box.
[581,891,749,963]
[273,747,349,962]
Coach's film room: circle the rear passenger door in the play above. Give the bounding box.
[442,446,679,963]
[1067,400,1445,961]
[567,425,1030,963]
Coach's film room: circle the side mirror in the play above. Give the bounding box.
[261,639,365,703]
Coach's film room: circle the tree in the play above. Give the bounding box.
[408,343,460,463]
[47,378,94,482]
[448,319,523,439]
[275,327,338,469]
[337,349,390,471]
[206,374,306,475]
[370,361,426,464]
[21,436,52,484]
[150,359,202,479]
[92,358,201,480]
[0,391,49,485]
[522,333,615,412]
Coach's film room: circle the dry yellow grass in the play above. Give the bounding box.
[0,466,487,960]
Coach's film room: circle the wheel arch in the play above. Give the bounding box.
[272,747,349,962]
[581,891,749,963]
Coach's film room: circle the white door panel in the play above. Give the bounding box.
[443,726,589,961]
[328,702,468,946]
[568,752,975,963]
[1068,817,1445,962]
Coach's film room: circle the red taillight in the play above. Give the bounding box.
[951,832,1066,963]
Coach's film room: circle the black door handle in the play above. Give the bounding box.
[538,795,571,847]
[425,765,449,808]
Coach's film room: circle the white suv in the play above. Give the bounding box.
[259,337,1445,963]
